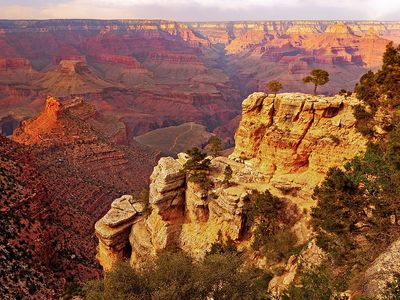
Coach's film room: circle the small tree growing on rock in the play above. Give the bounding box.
[206,136,222,157]
[222,165,233,186]
[184,147,212,190]
[303,69,330,95]
[267,80,283,97]
[184,147,211,172]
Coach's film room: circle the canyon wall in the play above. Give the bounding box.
[0,20,399,144]
[95,92,367,274]
[2,96,157,292]
[231,92,366,195]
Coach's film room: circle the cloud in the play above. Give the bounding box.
[0,0,398,20]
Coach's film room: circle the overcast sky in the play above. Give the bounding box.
[0,0,399,21]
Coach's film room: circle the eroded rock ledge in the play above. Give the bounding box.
[95,155,263,270]
[231,92,367,193]
[95,92,368,274]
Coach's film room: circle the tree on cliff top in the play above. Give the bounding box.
[267,80,283,97]
[184,147,210,172]
[206,136,222,157]
[303,69,330,95]
[222,165,233,185]
[183,147,212,190]
[353,41,400,136]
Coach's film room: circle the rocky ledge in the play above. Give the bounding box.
[231,92,367,194]
[95,195,146,271]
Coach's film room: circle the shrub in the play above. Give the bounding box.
[83,249,271,300]
[243,190,299,263]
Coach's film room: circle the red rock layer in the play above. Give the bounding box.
[1,97,158,297]
[0,20,399,141]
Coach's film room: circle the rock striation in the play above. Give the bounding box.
[3,97,157,295]
[0,19,399,143]
[95,195,145,271]
[231,92,367,194]
[96,155,257,270]
[96,92,369,274]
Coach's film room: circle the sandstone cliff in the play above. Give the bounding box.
[96,155,260,269]
[96,93,367,278]
[231,92,367,198]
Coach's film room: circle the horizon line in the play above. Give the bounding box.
[0,18,400,22]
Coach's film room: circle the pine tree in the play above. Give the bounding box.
[267,80,283,97]
[303,69,330,95]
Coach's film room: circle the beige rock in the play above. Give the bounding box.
[96,92,366,281]
[231,92,367,195]
[363,238,400,299]
[95,195,144,270]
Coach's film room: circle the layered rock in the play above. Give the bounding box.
[1,19,399,145]
[95,195,145,271]
[2,97,157,295]
[96,92,369,273]
[96,154,261,269]
[231,92,367,195]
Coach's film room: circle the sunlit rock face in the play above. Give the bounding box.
[231,92,367,194]
[96,155,253,270]
[95,92,367,272]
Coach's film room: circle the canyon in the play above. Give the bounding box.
[96,92,373,295]
[1,96,157,297]
[0,20,399,147]
[2,19,400,299]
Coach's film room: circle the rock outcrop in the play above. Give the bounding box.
[96,154,261,270]
[96,92,369,277]
[95,195,145,271]
[363,238,400,299]
[231,92,367,195]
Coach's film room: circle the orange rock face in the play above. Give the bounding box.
[2,97,158,297]
[1,20,399,141]
[231,92,367,193]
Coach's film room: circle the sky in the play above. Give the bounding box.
[0,0,399,21]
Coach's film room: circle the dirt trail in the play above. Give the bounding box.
[168,122,194,152]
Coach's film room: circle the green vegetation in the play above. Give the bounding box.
[303,68,330,95]
[222,165,233,185]
[206,136,223,156]
[184,147,213,190]
[282,266,343,300]
[243,190,299,264]
[354,42,400,136]
[267,80,283,97]
[310,124,400,293]
[338,89,352,97]
[83,249,271,300]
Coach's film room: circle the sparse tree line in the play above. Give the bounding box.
[267,68,330,96]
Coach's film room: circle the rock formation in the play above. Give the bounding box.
[363,238,400,299]
[231,92,367,195]
[1,97,157,298]
[96,154,259,270]
[0,20,399,144]
[96,92,367,274]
